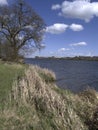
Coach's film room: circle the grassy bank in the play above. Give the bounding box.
[0,61,24,105]
[0,62,98,130]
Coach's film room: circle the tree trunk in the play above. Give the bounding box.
[12,47,19,61]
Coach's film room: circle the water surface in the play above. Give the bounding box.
[25,58,98,92]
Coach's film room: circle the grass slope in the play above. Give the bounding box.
[0,61,24,106]
[0,62,98,130]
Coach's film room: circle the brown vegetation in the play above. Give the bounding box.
[0,65,98,130]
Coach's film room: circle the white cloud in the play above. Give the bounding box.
[74,0,91,2]
[46,23,68,34]
[40,44,46,48]
[70,42,87,46]
[16,34,24,41]
[45,23,83,34]
[52,0,98,22]
[24,25,34,30]
[69,23,84,31]
[58,48,70,52]
[51,4,61,10]
[0,0,8,5]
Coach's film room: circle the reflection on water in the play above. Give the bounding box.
[25,58,98,93]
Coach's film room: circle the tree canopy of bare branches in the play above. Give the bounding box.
[0,0,45,61]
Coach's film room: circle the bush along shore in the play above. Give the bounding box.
[0,62,98,130]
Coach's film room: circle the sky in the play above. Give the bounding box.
[0,0,98,57]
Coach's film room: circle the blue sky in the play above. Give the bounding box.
[1,0,98,57]
[25,0,98,57]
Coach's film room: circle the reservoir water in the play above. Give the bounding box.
[25,58,98,93]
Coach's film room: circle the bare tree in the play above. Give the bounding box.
[0,0,45,61]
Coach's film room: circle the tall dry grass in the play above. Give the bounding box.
[0,65,98,130]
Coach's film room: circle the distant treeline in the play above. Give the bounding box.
[34,56,98,61]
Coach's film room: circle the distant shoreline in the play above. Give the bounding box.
[27,56,98,61]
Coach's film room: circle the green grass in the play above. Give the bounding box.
[0,61,24,102]
[0,62,98,130]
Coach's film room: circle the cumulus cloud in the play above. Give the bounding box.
[0,0,8,5]
[51,4,61,10]
[69,23,84,31]
[52,0,98,22]
[46,23,68,34]
[70,42,87,46]
[45,23,83,34]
